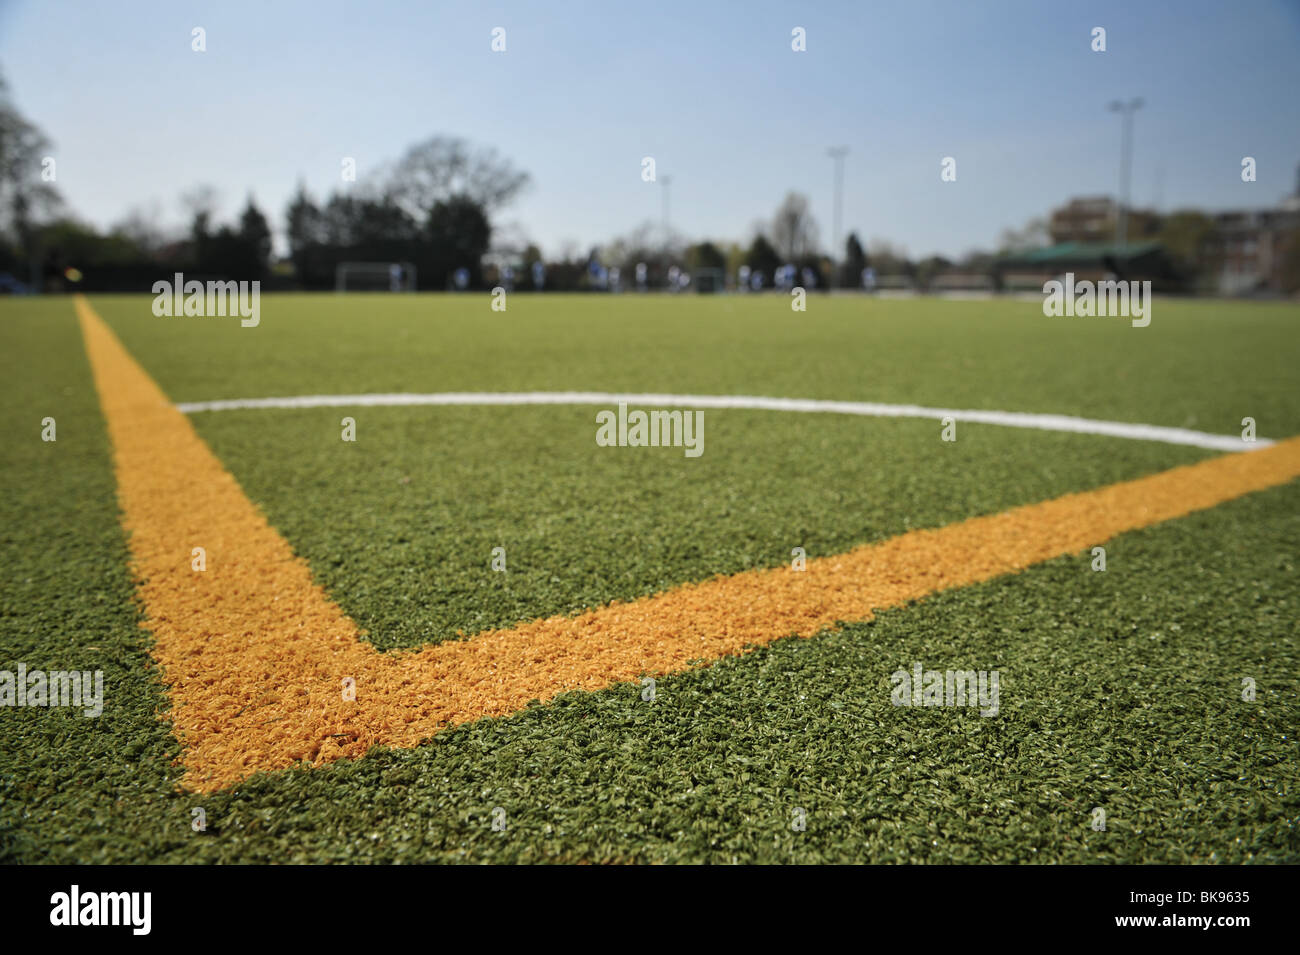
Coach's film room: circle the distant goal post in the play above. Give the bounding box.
[334,261,417,292]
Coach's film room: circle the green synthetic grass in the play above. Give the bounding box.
[0,292,1297,863]
[84,292,1300,647]
[187,407,1216,648]
[91,292,1300,435]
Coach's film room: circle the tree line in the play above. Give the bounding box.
[4,71,1296,295]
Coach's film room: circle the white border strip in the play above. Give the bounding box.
[174,391,1265,453]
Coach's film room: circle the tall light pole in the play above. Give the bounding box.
[660,175,672,249]
[827,146,849,285]
[1108,98,1143,248]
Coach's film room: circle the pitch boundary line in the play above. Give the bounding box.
[175,391,1265,453]
[77,298,1300,791]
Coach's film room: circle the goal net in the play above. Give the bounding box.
[334,261,418,292]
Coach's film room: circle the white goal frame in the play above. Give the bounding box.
[334,261,417,292]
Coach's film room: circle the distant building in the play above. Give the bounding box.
[1044,169,1300,295]
[1203,166,1300,294]
[1205,210,1298,294]
[1049,197,1116,244]
[995,240,1177,292]
[1049,197,1160,245]
[1284,163,1300,213]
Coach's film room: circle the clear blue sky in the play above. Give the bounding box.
[2,0,1298,259]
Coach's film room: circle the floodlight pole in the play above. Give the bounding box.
[827,146,849,285]
[1108,98,1143,248]
[660,175,672,249]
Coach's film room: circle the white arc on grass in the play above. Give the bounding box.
[174,391,1266,453]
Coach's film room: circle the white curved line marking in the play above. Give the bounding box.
[174,391,1266,453]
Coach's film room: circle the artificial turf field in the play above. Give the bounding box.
[1,292,1298,864]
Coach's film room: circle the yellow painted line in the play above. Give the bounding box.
[77,296,1300,793]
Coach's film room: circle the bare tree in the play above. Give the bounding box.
[867,239,911,275]
[112,201,168,255]
[770,192,819,260]
[180,184,220,241]
[998,216,1050,253]
[382,136,530,218]
[602,220,678,271]
[0,74,62,274]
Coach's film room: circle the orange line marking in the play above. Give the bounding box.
[76,297,1300,792]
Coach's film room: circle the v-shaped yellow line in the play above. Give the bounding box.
[77,297,1300,792]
